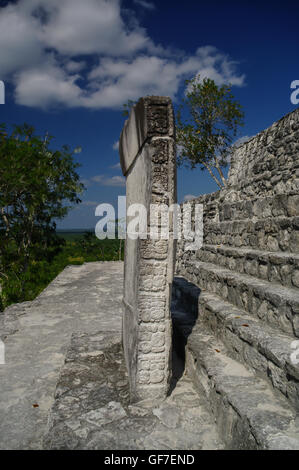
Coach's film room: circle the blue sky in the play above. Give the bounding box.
[0,0,298,229]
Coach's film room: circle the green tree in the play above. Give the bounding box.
[176,76,244,188]
[122,100,136,118]
[0,123,84,301]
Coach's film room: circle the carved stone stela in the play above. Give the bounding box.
[119,96,176,401]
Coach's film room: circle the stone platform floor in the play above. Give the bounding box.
[44,331,223,450]
[0,262,123,450]
[0,262,223,450]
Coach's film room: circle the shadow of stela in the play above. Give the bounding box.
[169,277,201,395]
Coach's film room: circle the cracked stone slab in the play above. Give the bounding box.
[43,331,224,450]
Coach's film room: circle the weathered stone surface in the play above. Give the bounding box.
[174,108,299,449]
[0,262,225,451]
[184,328,299,450]
[173,277,299,410]
[199,216,298,253]
[228,109,299,197]
[119,96,176,402]
[119,96,174,176]
[43,330,224,450]
[194,245,299,288]
[177,259,299,337]
[0,262,123,450]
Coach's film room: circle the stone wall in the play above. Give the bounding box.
[177,107,299,258]
[176,107,299,339]
[119,96,176,402]
[173,108,299,447]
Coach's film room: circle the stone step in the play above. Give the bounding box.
[227,109,299,197]
[230,158,299,199]
[218,193,299,223]
[202,215,299,253]
[184,328,299,449]
[176,260,299,337]
[192,245,299,288]
[184,190,299,226]
[172,277,299,410]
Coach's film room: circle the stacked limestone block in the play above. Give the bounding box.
[119,96,176,402]
[174,108,299,449]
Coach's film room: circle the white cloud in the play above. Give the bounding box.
[110,163,121,169]
[40,0,152,56]
[0,0,245,110]
[14,60,83,109]
[104,175,125,186]
[81,200,98,206]
[133,0,155,10]
[233,135,252,148]
[84,47,245,109]
[91,174,125,186]
[64,60,86,73]
[112,141,119,151]
[183,194,196,202]
[81,178,92,187]
[86,56,183,108]
[185,46,245,90]
[0,4,44,77]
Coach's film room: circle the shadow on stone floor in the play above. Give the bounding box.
[169,277,200,395]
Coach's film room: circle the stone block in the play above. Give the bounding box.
[119,96,176,402]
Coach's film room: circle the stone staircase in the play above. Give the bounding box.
[173,108,299,449]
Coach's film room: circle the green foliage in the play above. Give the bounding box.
[0,123,84,306]
[122,100,136,118]
[0,234,124,310]
[176,76,244,188]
